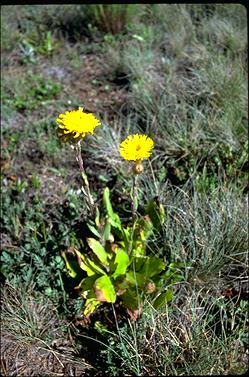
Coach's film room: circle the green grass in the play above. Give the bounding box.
[1,4,248,376]
[102,290,248,375]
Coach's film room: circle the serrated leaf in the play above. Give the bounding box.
[153,288,173,309]
[94,275,116,303]
[87,238,108,266]
[112,249,130,279]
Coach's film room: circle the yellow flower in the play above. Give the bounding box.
[119,134,154,161]
[56,107,101,141]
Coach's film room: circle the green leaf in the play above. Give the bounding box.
[153,288,173,309]
[170,274,184,283]
[83,298,102,316]
[75,249,105,276]
[162,269,184,284]
[76,275,98,294]
[125,270,146,288]
[94,275,116,303]
[87,223,101,238]
[122,227,130,247]
[145,199,165,231]
[141,255,166,278]
[133,196,138,211]
[132,255,147,271]
[94,321,110,335]
[121,288,140,310]
[108,217,120,229]
[168,261,186,269]
[131,244,146,257]
[159,204,165,224]
[139,216,153,240]
[61,251,77,278]
[112,250,130,279]
[103,187,115,217]
[103,220,111,241]
[95,207,100,227]
[161,262,185,283]
[87,238,109,266]
[103,187,121,230]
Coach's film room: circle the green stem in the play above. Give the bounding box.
[128,174,138,255]
[75,141,95,217]
[132,174,138,221]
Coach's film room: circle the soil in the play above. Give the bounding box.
[42,52,129,120]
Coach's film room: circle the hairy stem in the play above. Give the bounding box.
[75,141,95,217]
[132,174,138,221]
[128,174,138,255]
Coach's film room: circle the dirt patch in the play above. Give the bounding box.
[58,53,129,119]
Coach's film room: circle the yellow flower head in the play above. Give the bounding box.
[56,107,101,141]
[119,134,154,161]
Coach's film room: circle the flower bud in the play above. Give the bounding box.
[111,243,119,252]
[133,162,144,174]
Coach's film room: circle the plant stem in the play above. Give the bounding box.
[132,174,138,222]
[75,141,95,217]
[128,174,138,255]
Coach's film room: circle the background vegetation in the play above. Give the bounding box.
[1,4,248,376]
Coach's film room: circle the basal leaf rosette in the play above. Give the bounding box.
[56,106,101,142]
[119,134,154,173]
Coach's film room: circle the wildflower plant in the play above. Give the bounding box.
[57,111,184,320]
[56,107,101,215]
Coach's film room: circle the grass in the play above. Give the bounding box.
[102,289,248,375]
[0,283,93,376]
[1,4,248,376]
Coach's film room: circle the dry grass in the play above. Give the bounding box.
[0,283,93,376]
[104,284,248,375]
